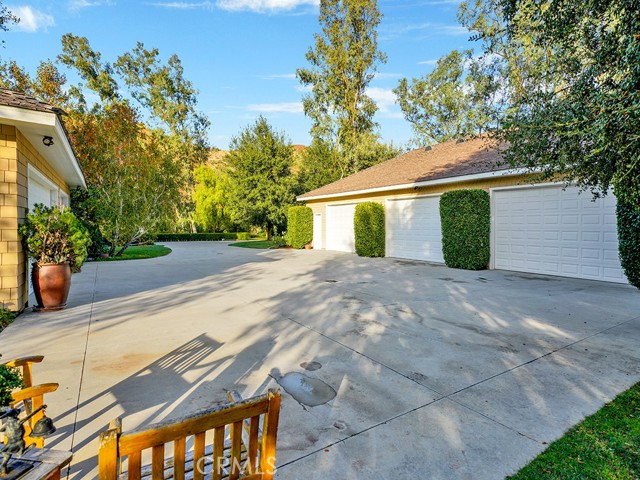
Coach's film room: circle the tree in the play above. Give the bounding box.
[395,49,503,146]
[490,0,640,209]
[66,103,181,256]
[0,60,69,107]
[192,164,234,232]
[226,117,297,239]
[0,1,18,46]
[297,0,386,175]
[58,34,210,235]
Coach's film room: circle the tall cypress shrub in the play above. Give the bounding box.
[354,202,385,257]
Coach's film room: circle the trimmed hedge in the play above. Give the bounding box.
[156,233,242,242]
[286,206,313,249]
[439,189,490,270]
[354,202,385,257]
[617,200,640,288]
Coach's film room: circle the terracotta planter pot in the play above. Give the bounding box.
[31,263,71,312]
[305,243,313,250]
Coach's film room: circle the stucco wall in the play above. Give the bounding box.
[304,173,536,252]
[0,124,69,311]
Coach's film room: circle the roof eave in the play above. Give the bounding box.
[297,168,528,202]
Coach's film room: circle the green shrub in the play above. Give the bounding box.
[354,202,385,257]
[236,232,251,240]
[617,200,640,288]
[0,308,16,331]
[155,233,241,241]
[286,206,313,249]
[271,235,287,248]
[0,355,23,407]
[439,189,490,270]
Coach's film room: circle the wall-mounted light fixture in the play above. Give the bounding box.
[42,136,54,147]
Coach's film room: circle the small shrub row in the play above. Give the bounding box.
[155,232,245,242]
[617,200,640,288]
[286,206,313,248]
[354,202,385,257]
[439,189,490,270]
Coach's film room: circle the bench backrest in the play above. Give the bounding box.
[99,389,281,480]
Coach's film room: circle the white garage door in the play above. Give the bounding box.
[493,185,627,283]
[326,204,356,253]
[386,196,444,263]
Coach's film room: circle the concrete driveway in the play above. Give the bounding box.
[1,242,639,479]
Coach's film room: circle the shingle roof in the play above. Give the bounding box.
[298,137,508,199]
[0,88,64,115]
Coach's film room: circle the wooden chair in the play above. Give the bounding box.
[2,355,59,448]
[99,389,281,480]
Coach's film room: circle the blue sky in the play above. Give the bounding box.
[1,0,472,149]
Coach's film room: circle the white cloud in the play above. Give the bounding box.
[366,87,396,112]
[418,59,438,66]
[247,102,303,113]
[69,0,113,11]
[374,72,402,80]
[217,0,318,13]
[151,0,317,12]
[9,6,55,32]
[149,1,216,9]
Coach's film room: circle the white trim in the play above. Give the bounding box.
[28,164,58,191]
[386,193,441,202]
[0,105,56,127]
[55,116,86,188]
[298,168,526,202]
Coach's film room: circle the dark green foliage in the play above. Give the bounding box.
[354,202,385,257]
[286,206,313,249]
[0,308,16,331]
[71,187,108,256]
[156,233,243,242]
[0,356,23,407]
[617,201,640,289]
[439,189,490,270]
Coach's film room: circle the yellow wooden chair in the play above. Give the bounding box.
[2,355,59,448]
[99,389,281,480]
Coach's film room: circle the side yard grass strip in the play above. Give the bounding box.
[93,245,172,261]
[508,381,640,480]
[229,240,277,249]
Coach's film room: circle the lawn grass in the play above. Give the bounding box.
[228,240,277,249]
[508,382,640,480]
[93,244,172,261]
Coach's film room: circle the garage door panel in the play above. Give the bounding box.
[326,204,356,253]
[386,197,443,263]
[493,185,627,283]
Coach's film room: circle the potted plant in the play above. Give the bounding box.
[19,204,90,311]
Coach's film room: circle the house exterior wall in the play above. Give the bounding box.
[304,173,533,251]
[0,124,69,311]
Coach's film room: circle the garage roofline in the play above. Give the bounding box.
[297,168,528,202]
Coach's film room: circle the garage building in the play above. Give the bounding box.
[297,137,627,284]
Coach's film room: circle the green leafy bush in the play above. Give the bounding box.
[286,206,313,249]
[439,189,490,270]
[236,232,251,240]
[271,235,287,248]
[19,204,91,272]
[354,202,385,257]
[617,200,640,288]
[0,308,16,331]
[0,355,23,407]
[155,233,242,241]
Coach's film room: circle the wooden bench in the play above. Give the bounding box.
[99,389,281,480]
[3,355,59,448]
